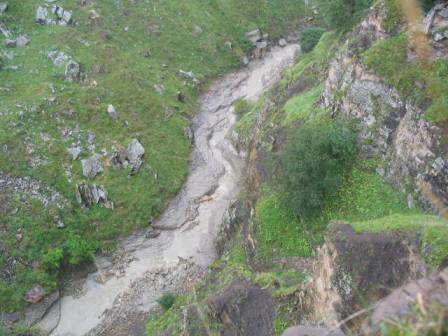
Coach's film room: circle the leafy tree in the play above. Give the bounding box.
[300,28,326,53]
[315,0,373,31]
[277,122,357,220]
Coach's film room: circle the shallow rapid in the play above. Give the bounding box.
[44,44,299,336]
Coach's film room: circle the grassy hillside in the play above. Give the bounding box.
[0,0,310,312]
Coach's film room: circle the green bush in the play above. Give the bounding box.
[157,292,177,311]
[314,0,373,31]
[42,248,64,271]
[64,234,97,265]
[300,28,326,53]
[234,98,253,115]
[277,122,357,219]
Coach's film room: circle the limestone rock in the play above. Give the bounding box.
[67,146,82,160]
[107,104,118,121]
[0,2,7,14]
[208,280,275,336]
[36,6,48,24]
[278,38,287,47]
[4,38,15,47]
[282,326,345,336]
[15,35,30,47]
[245,29,263,45]
[64,59,80,82]
[81,154,103,179]
[48,50,71,67]
[36,5,72,26]
[24,291,59,325]
[126,139,145,174]
[298,224,424,328]
[75,183,113,209]
[363,268,448,334]
[25,285,45,304]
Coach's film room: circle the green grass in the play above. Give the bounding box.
[255,192,314,259]
[352,214,448,266]
[283,84,323,125]
[0,0,310,313]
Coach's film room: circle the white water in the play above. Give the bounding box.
[45,44,299,336]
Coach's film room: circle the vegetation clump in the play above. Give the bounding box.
[157,292,177,311]
[300,28,326,53]
[277,122,358,220]
[314,0,373,31]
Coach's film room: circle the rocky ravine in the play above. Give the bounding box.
[29,45,300,336]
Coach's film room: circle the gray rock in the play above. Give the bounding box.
[145,228,161,239]
[25,285,45,304]
[52,5,72,25]
[67,146,82,160]
[64,59,80,82]
[153,84,165,95]
[15,35,29,47]
[81,154,103,179]
[75,183,113,209]
[36,6,48,24]
[0,2,7,14]
[35,296,60,334]
[48,50,70,67]
[282,326,345,336]
[245,29,262,45]
[208,280,275,336]
[24,291,59,325]
[107,104,118,121]
[127,139,145,166]
[0,23,11,38]
[4,38,15,47]
[278,38,287,47]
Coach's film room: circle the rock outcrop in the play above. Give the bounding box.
[298,224,424,329]
[81,154,103,179]
[208,280,275,336]
[36,5,72,26]
[110,139,145,175]
[321,2,448,211]
[75,183,113,209]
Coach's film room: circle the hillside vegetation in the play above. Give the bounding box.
[0,0,309,312]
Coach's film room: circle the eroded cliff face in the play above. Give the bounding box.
[322,2,448,211]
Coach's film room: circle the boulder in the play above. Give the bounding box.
[362,267,448,334]
[52,5,72,25]
[245,29,263,45]
[107,104,118,121]
[208,280,275,336]
[75,183,113,209]
[299,223,425,328]
[278,38,288,47]
[282,326,345,336]
[48,50,71,67]
[4,38,15,47]
[25,285,45,304]
[24,291,59,325]
[36,6,48,24]
[67,146,82,160]
[126,139,145,174]
[15,35,29,47]
[81,154,103,179]
[0,2,7,14]
[64,59,80,82]
[0,23,11,38]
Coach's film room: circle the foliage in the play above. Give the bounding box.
[0,323,45,336]
[362,33,427,101]
[352,213,448,267]
[157,292,177,311]
[64,233,97,265]
[283,85,323,125]
[300,28,326,53]
[256,193,314,258]
[234,98,253,116]
[277,122,357,220]
[314,0,373,31]
[42,248,64,271]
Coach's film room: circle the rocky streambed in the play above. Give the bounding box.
[37,44,300,336]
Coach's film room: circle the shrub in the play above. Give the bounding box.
[277,122,357,220]
[64,233,97,265]
[233,98,253,115]
[314,0,373,31]
[42,248,64,271]
[300,28,326,53]
[157,292,176,311]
